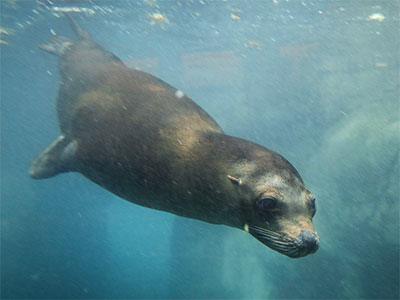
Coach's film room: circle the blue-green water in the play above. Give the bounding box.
[1,0,399,299]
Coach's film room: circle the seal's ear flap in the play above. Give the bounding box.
[227,175,242,185]
[30,135,78,179]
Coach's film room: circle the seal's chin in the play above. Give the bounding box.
[248,225,319,258]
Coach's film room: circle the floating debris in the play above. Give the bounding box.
[375,62,388,68]
[30,273,41,281]
[0,27,10,44]
[175,90,184,99]
[230,8,242,14]
[149,13,169,25]
[368,13,385,22]
[246,40,262,51]
[52,6,95,15]
[0,27,10,35]
[144,0,158,7]
[231,13,241,21]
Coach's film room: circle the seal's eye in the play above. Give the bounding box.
[258,197,277,211]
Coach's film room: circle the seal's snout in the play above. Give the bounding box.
[298,230,319,254]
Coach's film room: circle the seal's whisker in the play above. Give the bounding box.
[250,225,279,235]
[252,228,292,243]
[267,240,297,248]
[254,232,298,248]
[270,240,296,247]
[251,231,283,243]
[249,226,295,244]
[249,226,281,237]
[273,246,297,253]
[267,244,298,253]
[266,242,293,250]
[249,226,300,252]
[269,242,298,250]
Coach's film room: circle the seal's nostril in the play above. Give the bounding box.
[299,230,319,252]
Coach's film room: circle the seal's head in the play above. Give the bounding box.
[225,139,319,258]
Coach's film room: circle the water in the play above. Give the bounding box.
[1,0,399,299]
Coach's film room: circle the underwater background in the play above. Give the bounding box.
[1,0,399,299]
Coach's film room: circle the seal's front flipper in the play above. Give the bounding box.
[30,136,78,179]
[39,36,73,56]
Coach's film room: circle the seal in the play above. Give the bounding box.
[30,16,319,258]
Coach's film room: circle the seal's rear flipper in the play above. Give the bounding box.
[65,13,91,41]
[38,14,90,56]
[30,136,78,179]
[39,36,73,56]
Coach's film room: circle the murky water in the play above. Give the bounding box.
[1,0,399,299]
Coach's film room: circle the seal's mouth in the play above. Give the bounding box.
[248,225,319,258]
